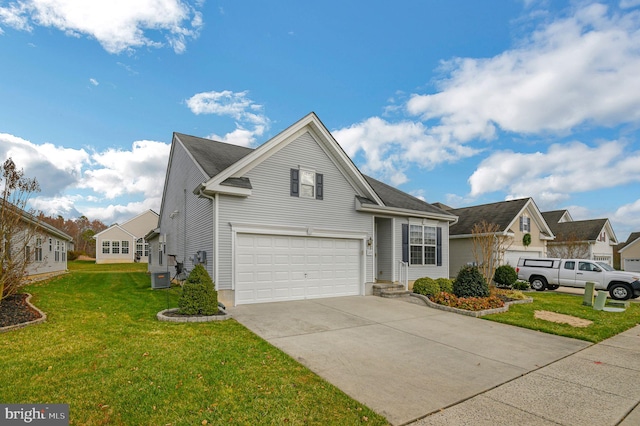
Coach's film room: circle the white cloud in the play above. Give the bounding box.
[82,198,161,225]
[468,140,640,205]
[186,90,270,147]
[611,199,640,239]
[0,0,203,54]
[89,78,99,86]
[407,2,640,142]
[80,140,170,199]
[0,132,89,197]
[333,117,480,185]
[620,0,640,9]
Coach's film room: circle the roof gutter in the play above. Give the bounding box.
[356,198,458,223]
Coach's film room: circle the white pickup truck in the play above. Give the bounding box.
[516,258,640,300]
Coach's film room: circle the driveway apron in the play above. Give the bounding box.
[230,296,589,425]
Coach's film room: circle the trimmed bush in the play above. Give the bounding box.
[430,292,504,311]
[67,250,83,261]
[435,278,453,294]
[178,264,218,315]
[512,280,530,291]
[493,265,518,287]
[453,265,489,298]
[412,277,440,297]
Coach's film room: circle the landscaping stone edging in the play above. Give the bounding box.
[0,293,47,333]
[410,293,533,317]
[157,308,232,323]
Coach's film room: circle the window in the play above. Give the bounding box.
[55,240,60,262]
[136,238,149,257]
[49,238,52,252]
[112,241,120,254]
[290,168,323,200]
[35,238,42,262]
[102,241,110,254]
[158,250,163,265]
[25,246,31,261]
[564,261,575,270]
[62,243,66,262]
[122,241,129,255]
[409,224,437,265]
[519,215,530,232]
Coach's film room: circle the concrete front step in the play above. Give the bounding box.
[379,289,412,299]
[372,283,405,296]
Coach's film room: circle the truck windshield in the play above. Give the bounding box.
[596,262,615,271]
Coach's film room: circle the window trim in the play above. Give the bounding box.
[409,224,438,266]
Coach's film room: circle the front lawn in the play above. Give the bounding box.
[483,291,640,343]
[0,263,386,425]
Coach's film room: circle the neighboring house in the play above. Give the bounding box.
[94,210,158,264]
[435,198,555,275]
[542,210,618,265]
[148,112,457,306]
[616,232,640,272]
[1,203,73,279]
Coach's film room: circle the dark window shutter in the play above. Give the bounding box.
[290,169,299,197]
[436,227,442,267]
[519,216,523,231]
[402,224,409,263]
[316,173,323,200]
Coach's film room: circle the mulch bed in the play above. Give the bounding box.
[0,294,43,328]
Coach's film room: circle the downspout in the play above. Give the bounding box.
[198,189,218,289]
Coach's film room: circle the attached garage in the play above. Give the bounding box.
[504,250,541,267]
[624,259,640,272]
[235,234,362,304]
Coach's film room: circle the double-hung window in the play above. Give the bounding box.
[112,241,120,254]
[290,168,323,200]
[35,238,43,261]
[102,241,110,254]
[122,241,130,255]
[409,225,437,265]
[519,215,530,232]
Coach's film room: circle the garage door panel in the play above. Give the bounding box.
[236,234,361,304]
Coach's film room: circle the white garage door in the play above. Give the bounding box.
[624,259,640,272]
[504,250,541,267]
[235,234,361,304]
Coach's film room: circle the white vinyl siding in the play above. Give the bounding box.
[218,131,374,290]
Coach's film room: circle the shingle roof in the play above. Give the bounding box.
[618,231,640,250]
[541,210,567,226]
[175,131,451,217]
[362,175,455,217]
[548,219,608,243]
[175,132,253,179]
[446,198,530,236]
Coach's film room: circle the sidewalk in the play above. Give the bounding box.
[410,324,640,425]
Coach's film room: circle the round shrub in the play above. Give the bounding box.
[412,277,440,297]
[178,264,218,315]
[453,265,489,298]
[493,265,518,287]
[435,278,453,294]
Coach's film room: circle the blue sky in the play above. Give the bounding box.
[1,0,639,242]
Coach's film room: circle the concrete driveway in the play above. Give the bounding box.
[230,296,590,426]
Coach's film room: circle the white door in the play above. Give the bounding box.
[504,250,541,267]
[235,234,361,304]
[624,259,640,272]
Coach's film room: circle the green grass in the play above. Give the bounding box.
[484,291,640,342]
[67,260,148,272]
[1,263,387,425]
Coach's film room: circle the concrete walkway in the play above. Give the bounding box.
[413,324,640,426]
[230,296,591,425]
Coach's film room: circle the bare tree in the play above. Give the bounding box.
[547,232,589,259]
[0,158,41,304]
[471,220,513,285]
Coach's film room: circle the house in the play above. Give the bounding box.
[541,210,618,265]
[1,202,73,279]
[147,112,457,306]
[435,198,555,275]
[94,210,158,264]
[615,232,640,272]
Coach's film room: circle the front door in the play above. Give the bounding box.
[374,217,393,282]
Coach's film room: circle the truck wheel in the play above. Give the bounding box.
[530,277,547,291]
[547,285,560,290]
[609,284,632,301]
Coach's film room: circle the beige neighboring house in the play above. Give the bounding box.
[617,232,640,272]
[1,204,73,279]
[435,198,555,276]
[542,210,618,266]
[94,210,158,264]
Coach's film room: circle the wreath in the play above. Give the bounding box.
[522,233,532,247]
